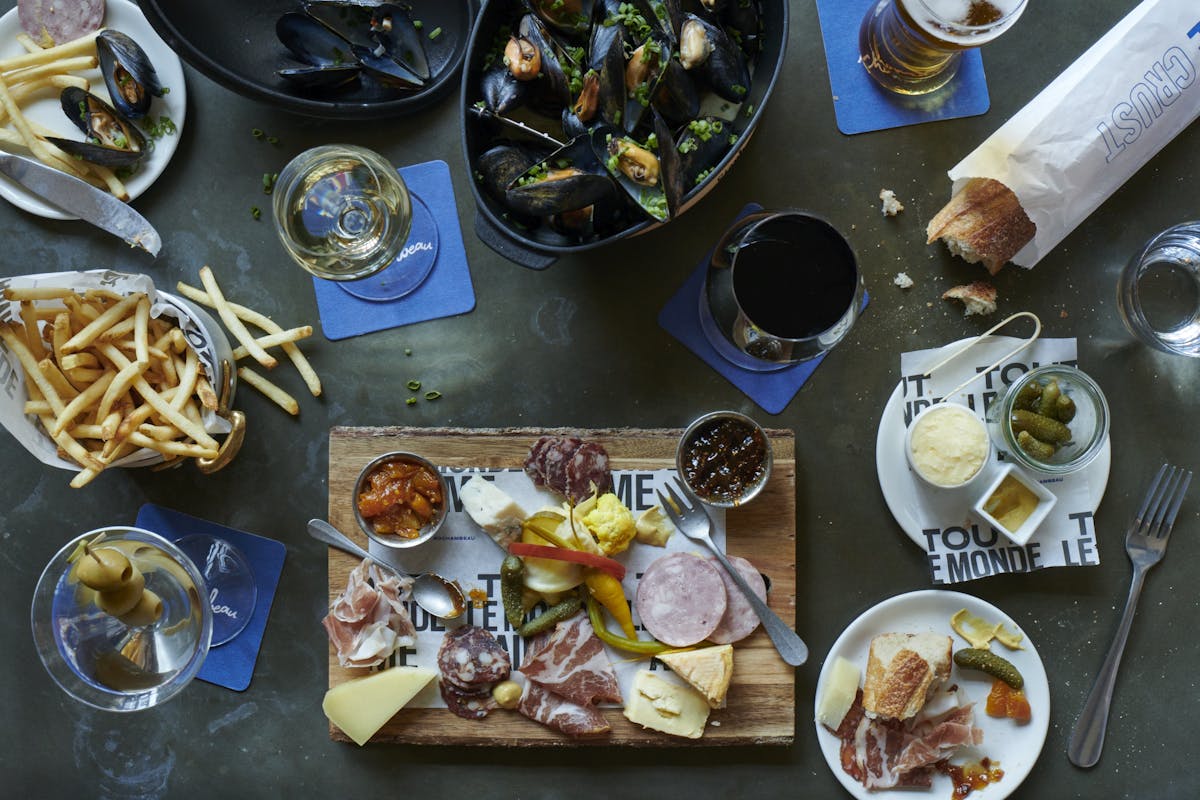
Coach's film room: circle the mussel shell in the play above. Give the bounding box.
[278,63,362,90]
[652,57,700,128]
[525,0,595,38]
[518,14,573,113]
[370,4,431,82]
[478,144,540,202]
[277,11,356,68]
[353,43,425,89]
[505,135,612,217]
[468,105,565,151]
[622,33,670,134]
[589,116,679,223]
[95,31,163,119]
[50,87,148,168]
[480,66,528,114]
[585,19,625,126]
[723,0,762,50]
[675,115,735,187]
[678,13,750,104]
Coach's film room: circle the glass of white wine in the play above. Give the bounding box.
[31,527,212,712]
[273,144,413,282]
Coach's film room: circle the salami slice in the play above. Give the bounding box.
[706,555,767,644]
[635,553,727,647]
[18,0,105,47]
[540,437,582,495]
[523,435,556,486]
[564,441,611,502]
[440,681,497,720]
[436,625,511,690]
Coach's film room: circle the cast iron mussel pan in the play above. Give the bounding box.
[137,0,477,118]
[462,0,788,268]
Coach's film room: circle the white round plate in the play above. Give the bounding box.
[814,590,1050,800]
[875,336,1110,547]
[0,0,187,219]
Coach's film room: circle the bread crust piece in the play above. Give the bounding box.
[926,178,1037,275]
[862,633,952,720]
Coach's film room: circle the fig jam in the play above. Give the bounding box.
[681,417,768,504]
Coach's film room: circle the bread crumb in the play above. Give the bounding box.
[942,281,998,316]
[1060,309,1069,319]
[893,272,913,289]
[879,188,904,217]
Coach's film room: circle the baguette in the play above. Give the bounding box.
[926,178,1036,274]
[861,633,952,721]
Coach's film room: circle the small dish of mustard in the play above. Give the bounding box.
[972,464,1057,545]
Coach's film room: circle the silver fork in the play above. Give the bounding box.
[1068,463,1192,768]
[657,480,809,666]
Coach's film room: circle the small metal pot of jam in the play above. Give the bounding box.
[676,411,773,508]
[353,451,448,549]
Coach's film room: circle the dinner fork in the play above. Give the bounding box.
[1067,464,1192,768]
[657,480,809,666]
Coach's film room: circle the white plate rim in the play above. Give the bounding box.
[813,589,1051,800]
[875,336,1111,548]
[0,0,187,219]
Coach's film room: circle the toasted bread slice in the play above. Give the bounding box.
[862,633,952,720]
[926,178,1036,274]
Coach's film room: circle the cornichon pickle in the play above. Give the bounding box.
[954,647,1024,688]
[1055,394,1076,422]
[1013,381,1042,411]
[1017,430,1057,460]
[1010,409,1072,444]
[518,593,582,638]
[1039,378,1061,414]
[501,555,525,628]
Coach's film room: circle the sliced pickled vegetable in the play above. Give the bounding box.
[986,678,1032,722]
[508,542,625,581]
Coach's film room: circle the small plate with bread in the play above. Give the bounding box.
[813,590,1049,799]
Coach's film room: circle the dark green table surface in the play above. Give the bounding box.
[2,2,1198,797]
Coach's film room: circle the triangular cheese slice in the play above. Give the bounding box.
[658,645,734,709]
[322,667,436,746]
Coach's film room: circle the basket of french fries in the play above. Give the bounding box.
[0,269,240,487]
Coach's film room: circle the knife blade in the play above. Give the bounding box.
[0,153,161,256]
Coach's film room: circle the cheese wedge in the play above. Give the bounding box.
[815,656,861,729]
[322,667,436,746]
[459,477,526,547]
[658,645,734,709]
[623,670,710,739]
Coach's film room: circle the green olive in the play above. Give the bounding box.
[117,589,163,627]
[76,546,133,592]
[96,567,145,617]
[492,680,522,709]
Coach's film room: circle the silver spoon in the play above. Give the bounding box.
[306,519,465,620]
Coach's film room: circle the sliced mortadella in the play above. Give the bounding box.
[707,555,767,644]
[635,552,727,647]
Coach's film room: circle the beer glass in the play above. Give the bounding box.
[859,0,1029,95]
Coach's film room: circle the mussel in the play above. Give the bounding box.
[95,31,163,120]
[277,63,362,90]
[369,4,431,82]
[505,136,613,218]
[278,11,356,68]
[675,116,736,187]
[591,114,682,223]
[45,87,148,168]
[678,13,750,104]
[525,0,595,37]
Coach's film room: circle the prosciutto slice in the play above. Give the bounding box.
[322,560,416,668]
[520,614,622,706]
[830,689,983,790]
[516,677,611,737]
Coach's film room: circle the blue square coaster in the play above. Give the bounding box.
[313,159,476,340]
[135,504,286,692]
[658,204,869,415]
[815,0,991,135]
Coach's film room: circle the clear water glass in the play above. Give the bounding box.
[1118,221,1200,357]
[273,144,413,281]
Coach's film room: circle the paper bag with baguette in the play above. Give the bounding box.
[928,0,1200,273]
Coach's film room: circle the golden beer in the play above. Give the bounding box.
[859,0,1028,95]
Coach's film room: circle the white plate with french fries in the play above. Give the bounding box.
[0,0,186,219]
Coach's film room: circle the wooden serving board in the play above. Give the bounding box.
[327,426,797,746]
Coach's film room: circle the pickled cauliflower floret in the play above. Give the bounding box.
[581,493,637,556]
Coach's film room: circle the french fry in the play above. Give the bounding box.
[65,367,105,384]
[14,33,42,54]
[4,55,97,85]
[0,323,65,415]
[68,424,108,439]
[59,353,98,370]
[171,348,199,412]
[4,286,74,302]
[134,296,150,364]
[37,357,80,401]
[97,343,219,451]
[231,326,313,360]
[99,410,122,440]
[0,31,100,71]
[138,423,181,441]
[176,281,322,397]
[196,375,218,411]
[126,431,218,460]
[18,301,44,360]
[50,371,114,437]
[95,358,146,424]
[23,400,52,415]
[61,294,141,353]
[97,317,136,342]
[238,366,299,415]
[198,267,277,369]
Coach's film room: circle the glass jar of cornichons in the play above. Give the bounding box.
[985,365,1109,476]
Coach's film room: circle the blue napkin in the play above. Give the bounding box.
[313,160,476,340]
[658,204,869,415]
[135,504,286,692]
[814,0,991,135]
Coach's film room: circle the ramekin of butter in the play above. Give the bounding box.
[971,463,1057,546]
[905,403,992,493]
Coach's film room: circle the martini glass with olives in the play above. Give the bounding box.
[31,527,212,711]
